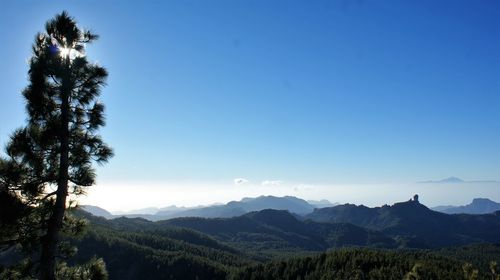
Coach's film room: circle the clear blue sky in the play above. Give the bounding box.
[1,1,499,208]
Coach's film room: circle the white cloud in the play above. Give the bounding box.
[261,180,283,186]
[234,178,249,185]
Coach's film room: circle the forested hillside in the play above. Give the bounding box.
[306,198,500,247]
[162,209,396,257]
[60,209,500,280]
[4,206,499,279]
[68,211,254,279]
[231,248,500,280]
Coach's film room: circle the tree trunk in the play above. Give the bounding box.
[39,58,71,280]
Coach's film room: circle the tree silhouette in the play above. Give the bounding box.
[0,11,112,280]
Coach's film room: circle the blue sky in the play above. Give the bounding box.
[1,1,499,208]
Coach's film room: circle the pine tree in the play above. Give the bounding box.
[0,11,112,280]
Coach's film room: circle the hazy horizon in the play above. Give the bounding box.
[79,179,500,212]
[2,1,499,211]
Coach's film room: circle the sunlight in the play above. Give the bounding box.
[58,45,82,60]
[59,46,71,58]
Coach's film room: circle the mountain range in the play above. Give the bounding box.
[305,197,500,248]
[40,196,500,279]
[83,195,336,221]
[67,207,500,279]
[161,209,396,256]
[83,195,500,223]
[81,196,500,250]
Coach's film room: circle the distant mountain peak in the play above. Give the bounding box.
[442,176,464,183]
[472,197,495,204]
[418,176,464,184]
[307,199,338,209]
[433,198,500,214]
[418,177,499,184]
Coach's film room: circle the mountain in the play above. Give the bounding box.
[232,195,314,214]
[158,196,316,220]
[431,205,456,212]
[433,198,500,214]
[307,199,338,208]
[114,207,160,215]
[418,176,465,183]
[162,204,248,219]
[80,205,113,219]
[115,205,192,216]
[80,205,172,221]
[161,209,397,256]
[76,196,318,221]
[418,177,498,184]
[305,196,500,248]
[158,205,190,213]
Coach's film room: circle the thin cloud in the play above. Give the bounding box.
[234,178,249,185]
[261,180,283,186]
[293,184,314,192]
